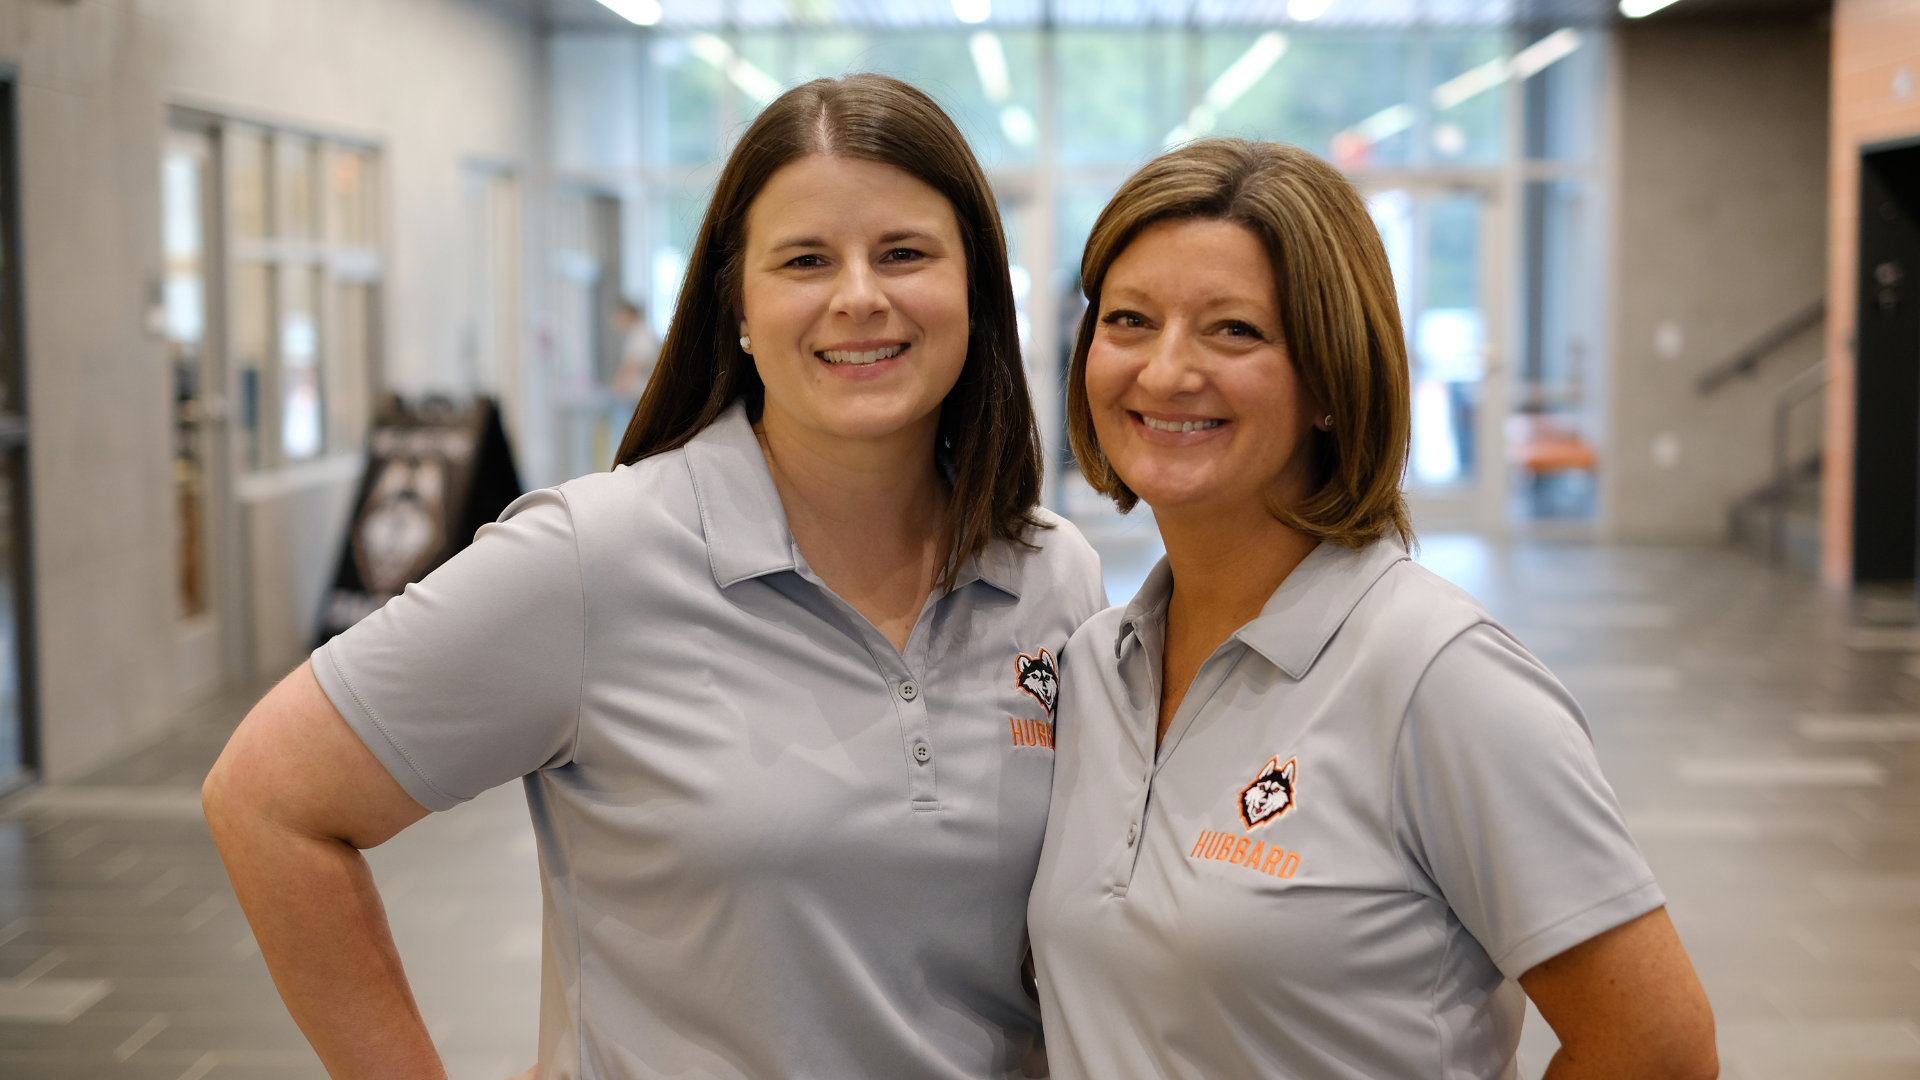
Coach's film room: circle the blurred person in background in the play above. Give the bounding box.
[1027,138,1718,1080]
[204,73,1102,1080]
[608,299,658,401]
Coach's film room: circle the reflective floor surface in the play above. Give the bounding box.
[2,536,1918,1079]
[0,682,542,1080]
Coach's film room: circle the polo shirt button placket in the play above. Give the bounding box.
[1115,770,1155,885]
[890,669,938,809]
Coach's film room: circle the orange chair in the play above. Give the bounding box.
[1507,415,1597,476]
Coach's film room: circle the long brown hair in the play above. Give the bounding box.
[616,74,1046,586]
[1065,138,1413,549]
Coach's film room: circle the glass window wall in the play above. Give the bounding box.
[1513,28,1607,522]
[224,124,383,475]
[549,17,1604,577]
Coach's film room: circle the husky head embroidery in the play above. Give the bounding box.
[1015,648,1058,717]
[1239,756,1297,829]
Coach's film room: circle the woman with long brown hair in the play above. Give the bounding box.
[204,74,1102,1080]
[1028,139,1716,1079]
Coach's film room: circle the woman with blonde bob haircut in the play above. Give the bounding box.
[1028,138,1718,1079]
[1065,140,1412,549]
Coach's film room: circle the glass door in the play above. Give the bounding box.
[1366,184,1507,530]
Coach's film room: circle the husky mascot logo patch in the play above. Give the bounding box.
[1015,648,1058,718]
[1239,756,1298,829]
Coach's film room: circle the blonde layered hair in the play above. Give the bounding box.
[1065,138,1413,549]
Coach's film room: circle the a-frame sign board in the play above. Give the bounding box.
[316,396,521,646]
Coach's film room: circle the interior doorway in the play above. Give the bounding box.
[0,74,35,796]
[1852,138,1920,584]
[161,125,228,703]
[462,164,523,433]
[553,188,626,478]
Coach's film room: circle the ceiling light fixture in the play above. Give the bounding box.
[1163,32,1289,147]
[969,32,1012,104]
[952,0,992,24]
[689,34,784,106]
[595,0,662,26]
[1332,29,1581,160]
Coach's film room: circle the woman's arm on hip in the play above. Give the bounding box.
[202,661,440,1080]
[1519,906,1718,1080]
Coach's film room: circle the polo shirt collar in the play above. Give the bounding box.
[1110,539,1407,679]
[1114,558,1173,660]
[684,400,798,588]
[682,399,1025,599]
[1235,539,1407,679]
[962,531,1025,599]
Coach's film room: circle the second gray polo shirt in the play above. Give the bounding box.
[313,401,1105,1080]
[1029,540,1661,1079]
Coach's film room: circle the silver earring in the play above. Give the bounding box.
[1321,414,1334,429]
[739,335,751,351]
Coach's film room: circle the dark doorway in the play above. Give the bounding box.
[0,73,37,797]
[1852,140,1920,583]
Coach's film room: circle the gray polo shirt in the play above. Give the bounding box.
[1028,540,1662,1080]
[312,401,1105,1080]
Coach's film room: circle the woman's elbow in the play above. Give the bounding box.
[1617,982,1718,1080]
[1660,1003,1719,1080]
[201,734,265,851]
[199,759,227,829]
[1523,907,1719,1080]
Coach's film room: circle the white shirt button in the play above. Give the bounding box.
[1126,823,1137,846]
[913,742,932,763]
[899,681,919,701]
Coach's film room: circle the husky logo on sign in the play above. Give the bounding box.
[1015,648,1058,718]
[354,457,448,594]
[1238,756,1298,829]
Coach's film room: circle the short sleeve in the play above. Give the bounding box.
[1393,623,1664,979]
[311,489,585,812]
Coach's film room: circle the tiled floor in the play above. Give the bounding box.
[1421,536,1920,1080]
[0,682,542,1080]
[2,536,1918,1079]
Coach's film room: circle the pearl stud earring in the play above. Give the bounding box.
[739,335,751,351]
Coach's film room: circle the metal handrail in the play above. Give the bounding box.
[1696,300,1826,396]
[1767,359,1827,561]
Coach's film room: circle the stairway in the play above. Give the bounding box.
[1727,452,1821,576]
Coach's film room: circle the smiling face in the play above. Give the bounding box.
[1084,217,1324,521]
[738,155,971,450]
